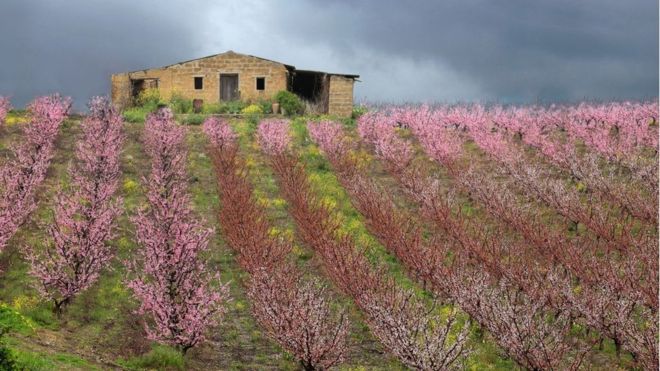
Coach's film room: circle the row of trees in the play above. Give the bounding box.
[0,102,234,356]
[0,94,71,252]
[388,106,658,307]
[457,109,657,231]
[258,119,471,371]
[379,106,656,268]
[392,104,658,222]
[311,120,592,370]
[390,101,658,160]
[26,97,124,315]
[126,108,229,354]
[357,110,658,369]
[204,117,349,370]
[487,103,658,205]
[2,101,228,356]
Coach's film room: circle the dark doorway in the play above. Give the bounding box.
[220,74,239,101]
[290,71,328,113]
[130,78,159,103]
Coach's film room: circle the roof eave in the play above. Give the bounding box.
[293,69,359,79]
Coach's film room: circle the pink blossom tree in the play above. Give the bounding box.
[307,121,353,159]
[0,97,11,128]
[389,106,463,167]
[0,94,71,252]
[447,258,591,371]
[248,269,350,371]
[27,97,125,315]
[257,119,291,155]
[203,117,237,149]
[128,108,229,354]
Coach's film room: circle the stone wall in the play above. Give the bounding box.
[110,73,132,109]
[328,75,355,117]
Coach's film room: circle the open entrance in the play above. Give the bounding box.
[290,70,329,114]
[130,78,159,104]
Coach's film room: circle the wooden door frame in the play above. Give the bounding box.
[219,73,239,102]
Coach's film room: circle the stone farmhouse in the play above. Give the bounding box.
[111,50,359,117]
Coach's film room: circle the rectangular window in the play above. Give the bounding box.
[256,77,265,91]
[194,76,203,90]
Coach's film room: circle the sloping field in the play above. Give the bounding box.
[0,96,657,370]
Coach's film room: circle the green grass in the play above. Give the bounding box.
[118,344,185,370]
[3,341,101,371]
[122,106,152,123]
[179,113,205,125]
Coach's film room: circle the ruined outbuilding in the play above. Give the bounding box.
[111,50,359,117]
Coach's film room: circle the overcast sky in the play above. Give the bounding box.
[0,0,657,109]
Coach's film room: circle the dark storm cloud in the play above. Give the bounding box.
[271,0,658,102]
[0,0,657,108]
[0,0,208,109]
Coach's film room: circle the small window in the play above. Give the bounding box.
[256,77,265,91]
[194,76,203,90]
